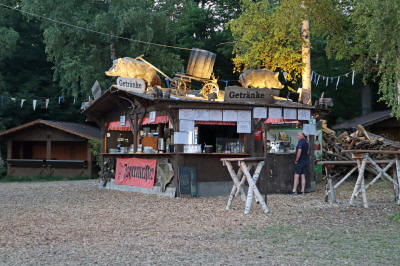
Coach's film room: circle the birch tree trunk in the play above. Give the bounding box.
[300,19,311,105]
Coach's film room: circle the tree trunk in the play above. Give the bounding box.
[361,83,372,115]
[110,41,116,61]
[300,19,311,105]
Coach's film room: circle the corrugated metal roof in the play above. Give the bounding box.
[0,120,101,140]
[333,110,393,130]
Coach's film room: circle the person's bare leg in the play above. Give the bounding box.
[293,173,300,192]
[300,174,306,193]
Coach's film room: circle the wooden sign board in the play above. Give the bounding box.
[224,86,276,104]
[116,77,146,93]
[179,166,197,196]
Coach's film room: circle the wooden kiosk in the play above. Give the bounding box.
[83,86,316,197]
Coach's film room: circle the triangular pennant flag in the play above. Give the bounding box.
[45,98,49,109]
[224,80,229,87]
[352,71,355,85]
[326,77,329,87]
[165,79,170,88]
[336,76,341,90]
[58,96,63,104]
[316,75,320,86]
[73,97,76,104]
[311,71,314,82]
[11,97,16,102]
[33,100,37,111]
[345,73,349,78]
[20,99,25,108]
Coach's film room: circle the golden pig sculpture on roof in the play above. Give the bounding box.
[105,57,161,87]
[239,69,284,89]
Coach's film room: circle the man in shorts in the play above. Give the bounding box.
[290,132,308,194]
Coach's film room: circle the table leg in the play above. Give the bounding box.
[396,157,400,205]
[350,158,367,206]
[241,161,269,214]
[225,162,245,210]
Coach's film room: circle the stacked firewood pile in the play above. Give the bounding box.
[322,121,399,161]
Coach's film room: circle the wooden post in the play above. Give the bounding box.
[350,157,367,206]
[87,142,92,177]
[7,140,12,174]
[241,161,269,214]
[46,138,51,160]
[396,156,400,205]
[225,161,246,210]
[392,165,399,203]
[324,166,330,202]
[328,178,336,203]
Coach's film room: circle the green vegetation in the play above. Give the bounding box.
[1,0,399,131]
[389,213,400,223]
[0,175,95,183]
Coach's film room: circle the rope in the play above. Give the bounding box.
[0,3,193,51]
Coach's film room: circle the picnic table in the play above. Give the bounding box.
[320,150,400,208]
[221,157,269,214]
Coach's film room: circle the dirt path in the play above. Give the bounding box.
[0,180,399,265]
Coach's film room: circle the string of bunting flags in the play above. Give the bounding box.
[311,70,356,90]
[0,94,91,111]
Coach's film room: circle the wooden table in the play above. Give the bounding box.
[221,157,269,214]
[341,150,400,208]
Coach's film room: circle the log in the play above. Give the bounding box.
[350,158,367,206]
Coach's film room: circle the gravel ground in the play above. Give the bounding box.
[1,179,399,265]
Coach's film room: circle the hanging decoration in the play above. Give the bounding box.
[311,69,356,90]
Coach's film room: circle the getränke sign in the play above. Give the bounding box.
[116,77,146,94]
[224,86,276,104]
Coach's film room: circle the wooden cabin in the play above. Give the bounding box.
[0,120,101,177]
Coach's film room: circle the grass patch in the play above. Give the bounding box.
[389,213,400,223]
[0,175,96,183]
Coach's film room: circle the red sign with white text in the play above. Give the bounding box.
[115,158,156,188]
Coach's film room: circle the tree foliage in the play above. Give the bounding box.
[230,0,400,117]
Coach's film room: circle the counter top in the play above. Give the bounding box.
[102,152,250,156]
[267,152,295,155]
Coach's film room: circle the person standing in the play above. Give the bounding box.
[290,132,308,194]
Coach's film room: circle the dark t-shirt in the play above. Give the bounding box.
[296,138,308,164]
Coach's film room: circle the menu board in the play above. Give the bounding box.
[195,109,210,121]
[237,110,252,122]
[120,115,126,126]
[303,124,317,136]
[149,111,156,122]
[179,109,195,120]
[237,121,251,133]
[179,120,195,132]
[283,108,297,119]
[223,110,238,122]
[253,107,267,118]
[174,132,190,144]
[209,109,223,121]
[298,109,311,120]
[268,107,282,119]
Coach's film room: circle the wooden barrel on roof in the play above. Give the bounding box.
[186,48,216,79]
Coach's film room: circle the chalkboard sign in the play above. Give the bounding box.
[179,166,197,196]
